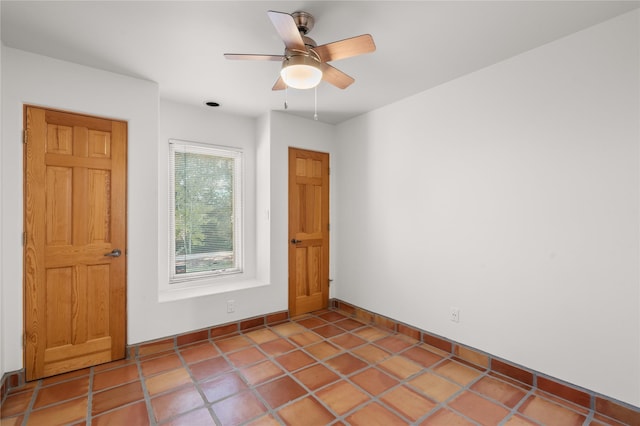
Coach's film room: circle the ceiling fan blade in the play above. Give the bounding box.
[272,76,286,91]
[267,10,305,51]
[312,34,376,62]
[319,63,355,89]
[224,53,285,61]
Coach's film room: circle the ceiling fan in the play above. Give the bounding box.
[224,10,376,90]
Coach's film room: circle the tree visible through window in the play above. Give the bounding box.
[169,140,242,281]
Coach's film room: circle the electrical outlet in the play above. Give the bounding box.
[227,300,235,313]
[450,307,460,323]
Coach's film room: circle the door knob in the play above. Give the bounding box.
[104,249,122,258]
[290,239,302,244]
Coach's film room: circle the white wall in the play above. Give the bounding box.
[335,10,640,406]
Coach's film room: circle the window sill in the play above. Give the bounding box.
[158,278,270,303]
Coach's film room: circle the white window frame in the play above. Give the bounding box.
[168,139,243,285]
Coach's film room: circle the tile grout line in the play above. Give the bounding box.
[252,320,346,423]
[363,321,477,424]
[251,325,318,424]
[210,326,293,424]
[18,378,41,426]
[85,367,94,426]
[411,352,485,426]
[174,343,221,425]
[300,313,374,424]
[178,340,229,423]
[298,320,372,423]
[502,387,543,426]
[305,312,431,424]
[245,314,353,422]
[263,320,335,423]
[326,315,428,423]
[136,351,158,426]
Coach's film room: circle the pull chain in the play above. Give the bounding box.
[314,86,318,121]
[284,86,288,110]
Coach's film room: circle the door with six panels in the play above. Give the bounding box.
[23,106,127,380]
[288,148,330,317]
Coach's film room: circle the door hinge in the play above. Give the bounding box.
[328,167,330,176]
[23,130,28,144]
[328,223,330,231]
[23,232,26,246]
[23,334,26,348]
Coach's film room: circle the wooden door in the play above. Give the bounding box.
[24,106,127,380]
[288,148,329,317]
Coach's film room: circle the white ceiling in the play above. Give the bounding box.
[2,1,639,124]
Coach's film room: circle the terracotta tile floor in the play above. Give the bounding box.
[0,310,630,425]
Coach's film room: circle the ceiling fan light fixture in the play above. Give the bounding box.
[280,55,322,89]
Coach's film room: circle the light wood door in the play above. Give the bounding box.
[24,106,127,381]
[288,148,329,317]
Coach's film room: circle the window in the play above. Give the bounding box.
[169,139,243,283]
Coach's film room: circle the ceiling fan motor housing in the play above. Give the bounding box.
[292,11,314,34]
